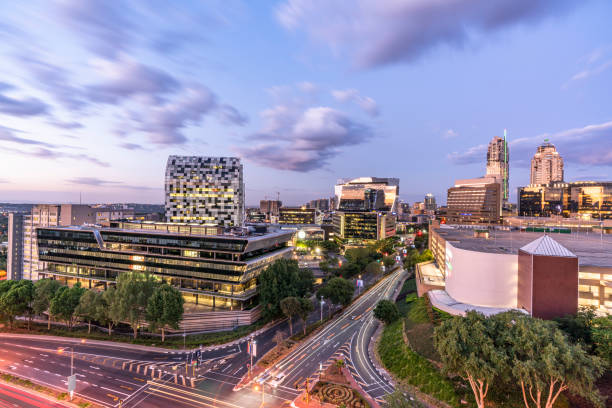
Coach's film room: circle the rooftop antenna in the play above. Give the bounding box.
[277,192,280,202]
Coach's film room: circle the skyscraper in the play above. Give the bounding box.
[486,131,509,203]
[165,156,244,227]
[424,194,437,211]
[530,142,564,185]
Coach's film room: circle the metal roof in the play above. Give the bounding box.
[520,235,576,258]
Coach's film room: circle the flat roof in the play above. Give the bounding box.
[434,227,612,267]
[44,224,294,243]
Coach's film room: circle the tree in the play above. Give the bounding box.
[383,256,396,269]
[113,272,159,339]
[318,277,353,307]
[0,280,34,329]
[280,297,301,336]
[259,259,301,320]
[434,311,508,408]
[49,283,86,329]
[296,269,314,297]
[33,279,62,330]
[555,306,596,350]
[592,315,612,365]
[507,315,605,408]
[373,300,399,325]
[298,297,314,335]
[365,261,381,275]
[75,290,102,334]
[146,284,184,342]
[98,286,118,336]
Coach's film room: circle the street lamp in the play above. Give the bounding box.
[57,347,75,400]
[320,296,324,322]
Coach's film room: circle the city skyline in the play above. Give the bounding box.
[1,1,611,206]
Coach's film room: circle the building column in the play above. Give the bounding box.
[212,296,216,309]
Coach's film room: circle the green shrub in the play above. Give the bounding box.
[378,319,460,407]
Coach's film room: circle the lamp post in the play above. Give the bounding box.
[320,296,324,322]
[57,347,75,400]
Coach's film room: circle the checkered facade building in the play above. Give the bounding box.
[165,156,244,227]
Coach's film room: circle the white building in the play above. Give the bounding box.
[165,156,244,227]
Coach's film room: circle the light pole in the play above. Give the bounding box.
[57,347,74,400]
[320,296,324,322]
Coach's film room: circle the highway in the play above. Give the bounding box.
[0,268,404,407]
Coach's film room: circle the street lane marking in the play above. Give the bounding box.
[106,393,119,401]
[133,377,145,382]
[341,323,350,330]
[120,385,134,391]
[326,333,335,340]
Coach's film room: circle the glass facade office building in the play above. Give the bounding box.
[36,223,293,310]
[518,181,612,220]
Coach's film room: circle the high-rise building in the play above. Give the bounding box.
[165,156,244,227]
[334,177,399,212]
[486,132,509,203]
[424,194,437,211]
[530,142,564,185]
[260,200,282,217]
[446,177,502,224]
[7,214,24,280]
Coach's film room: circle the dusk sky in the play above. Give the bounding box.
[1,0,611,206]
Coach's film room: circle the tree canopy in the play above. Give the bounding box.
[259,258,313,320]
[318,277,353,307]
[49,283,85,329]
[374,299,400,325]
[113,272,158,338]
[146,284,184,342]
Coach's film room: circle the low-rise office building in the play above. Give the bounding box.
[332,211,396,244]
[518,181,612,220]
[420,222,612,318]
[279,207,320,225]
[36,221,294,312]
[446,177,502,224]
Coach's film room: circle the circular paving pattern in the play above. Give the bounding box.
[316,383,367,408]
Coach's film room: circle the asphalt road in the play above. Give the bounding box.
[0,267,404,408]
[250,267,406,406]
[0,382,69,408]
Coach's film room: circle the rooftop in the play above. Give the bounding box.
[434,226,612,267]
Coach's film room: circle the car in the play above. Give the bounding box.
[269,373,286,388]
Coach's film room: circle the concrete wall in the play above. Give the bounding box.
[444,242,518,308]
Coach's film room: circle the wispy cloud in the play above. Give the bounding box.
[67,176,158,190]
[331,89,379,117]
[0,82,49,116]
[443,129,459,139]
[276,0,579,68]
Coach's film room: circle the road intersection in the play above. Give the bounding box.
[0,268,406,407]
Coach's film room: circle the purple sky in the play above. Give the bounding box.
[0,0,611,206]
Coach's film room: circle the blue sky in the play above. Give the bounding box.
[0,0,611,206]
